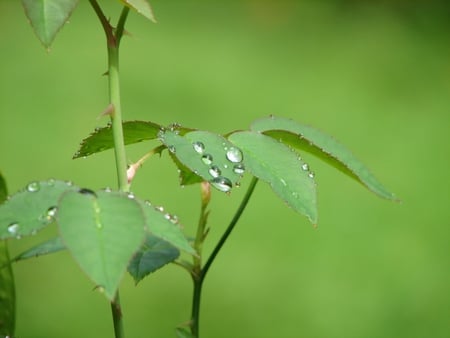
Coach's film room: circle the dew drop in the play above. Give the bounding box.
[210,176,232,193]
[280,178,287,186]
[201,154,213,165]
[193,141,205,154]
[208,165,221,178]
[164,213,171,220]
[168,145,176,153]
[233,163,245,175]
[155,206,164,212]
[46,206,58,219]
[170,215,179,224]
[47,178,55,186]
[79,188,97,197]
[226,147,243,163]
[301,163,309,171]
[65,181,73,187]
[144,200,152,206]
[308,172,315,179]
[127,192,135,199]
[7,223,19,235]
[27,181,40,192]
[103,187,112,193]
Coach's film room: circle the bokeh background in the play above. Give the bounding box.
[1,1,449,337]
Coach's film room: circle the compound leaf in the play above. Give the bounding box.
[74,120,162,159]
[128,234,179,284]
[159,130,245,193]
[58,190,146,301]
[0,180,78,240]
[251,116,395,200]
[22,0,79,48]
[228,131,318,225]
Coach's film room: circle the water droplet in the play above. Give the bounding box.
[65,181,73,186]
[233,163,245,175]
[27,181,40,192]
[301,163,309,171]
[201,154,213,165]
[208,165,221,178]
[280,178,287,186]
[226,147,243,163]
[164,213,171,220]
[144,200,152,206]
[47,178,55,186]
[46,206,58,219]
[308,172,315,179]
[155,206,164,212]
[103,187,112,192]
[210,176,232,193]
[7,223,19,235]
[127,192,135,199]
[168,145,176,153]
[193,141,205,154]
[79,188,97,197]
[170,215,179,224]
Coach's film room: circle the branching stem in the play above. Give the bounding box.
[190,177,259,337]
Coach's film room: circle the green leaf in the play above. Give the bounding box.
[138,200,196,256]
[0,180,78,240]
[169,154,203,186]
[74,120,162,159]
[159,130,245,193]
[128,234,179,284]
[0,173,15,337]
[22,0,79,48]
[57,190,146,301]
[251,116,396,200]
[228,131,318,225]
[175,327,195,338]
[119,0,156,22]
[11,237,65,263]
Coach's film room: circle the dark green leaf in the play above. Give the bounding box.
[128,234,179,284]
[22,0,79,48]
[120,0,156,22]
[175,327,195,338]
[251,116,396,200]
[58,190,146,301]
[0,173,15,337]
[11,237,65,263]
[229,131,318,225]
[74,120,162,159]
[159,130,245,193]
[0,180,78,240]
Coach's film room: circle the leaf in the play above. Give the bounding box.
[228,131,318,225]
[175,327,195,338]
[0,173,15,337]
[119,0,156,22]
[169,154,203,186]
[0,180,78,240]
[22,0,79,48]
[251,116,396,200]
[159,130,245,193]
[57,190,146,301]
[74,120,162,159]
[128,234,179,284]
[138,200,196,256]
[11,237,65,263]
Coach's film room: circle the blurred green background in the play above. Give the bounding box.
[1,0,449,337]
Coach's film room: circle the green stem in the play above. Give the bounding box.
[190,177,259,337]
[89,2,130,338]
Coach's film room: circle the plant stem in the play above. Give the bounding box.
[89,2,131,338]
[190,177,259,337]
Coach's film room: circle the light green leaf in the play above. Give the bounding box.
[159,130,245,193]
[229,131,318,225]
[128,234,179,284]
[0,180,78,240]
[0,173,15,337]
[175,327,195,338]
[251,116,396,200]
[11,237,65,263]
[58,190,146,301]
[120,0,156,22]
[138,200,196,256]
[74,120,162,159]
[22,0,79,48]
